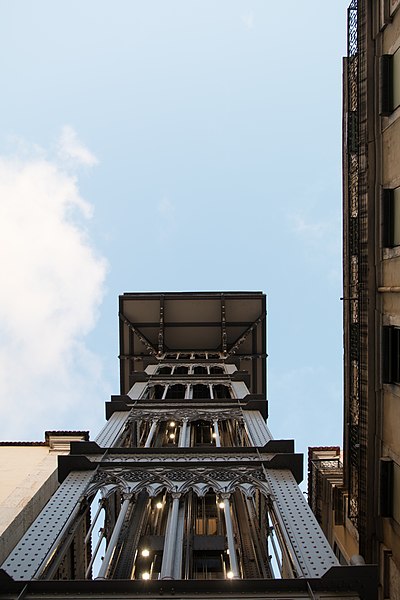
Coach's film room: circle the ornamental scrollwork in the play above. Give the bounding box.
[127,407,243,424]
[90,465,269,499]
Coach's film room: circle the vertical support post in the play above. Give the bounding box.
[144,420,158,448]
[213,419,221,447]
[160,493,181,579]
[85,527,105,578]
[97,494,131,579]
[179,418,189,447]
[222,494,240,578]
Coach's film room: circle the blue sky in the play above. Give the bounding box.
[0,1,349,470]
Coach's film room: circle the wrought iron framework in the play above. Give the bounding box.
[345,0,368,534]
[0,291,376,597]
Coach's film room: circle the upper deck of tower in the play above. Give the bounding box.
[118,291,266,397]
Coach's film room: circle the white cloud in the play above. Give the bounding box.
[241,11,254,30]
[0,133,108,439]
[158,196,175,217]
[290,214,326,237]
[57,125,98,167]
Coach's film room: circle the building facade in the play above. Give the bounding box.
[0,432,88,565]
[0,292,374,598]
[309,1,400,599]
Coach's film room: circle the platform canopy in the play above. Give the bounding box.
[118,291,266,396]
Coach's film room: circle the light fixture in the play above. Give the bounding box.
[141,548,150,557]
[169,421,176,427]
[142,572,150,580]
[169,433,175,439]
[219,501,225,509]
[227,570,234,579]
[156,501,163,509]
[212,433,217,439]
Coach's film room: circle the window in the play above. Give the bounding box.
[382,326,400,383]
[192,384,211,399]
[193,366,208,375]
[165,384,186,399]
[380,458,400,524]
[194,493,219,535]
[193,420,213,446]
[213,384,231,399]
[192,552,224,579]
[383,187,400,247]
[152,385,165,400]
[380,49,400,115]
[158,366,172,375]
[174,366,189,375]
[210,366,224,375]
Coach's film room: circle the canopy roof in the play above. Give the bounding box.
[118,291,266,396]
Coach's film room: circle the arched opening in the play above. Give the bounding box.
[165,384,186,399]
[213,384,231,399]
[193,365,208,375]
[192,384,211,399]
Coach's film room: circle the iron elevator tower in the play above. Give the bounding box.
[0,292,375,598]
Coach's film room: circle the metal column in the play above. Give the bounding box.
[178,418,189,448]
[160,493,180,579]
[222,494,240,578]
[96,494,132,579]
[144,420,158,448]
[213,419,221,447]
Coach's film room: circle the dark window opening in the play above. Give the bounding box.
[380,49,400,116]
[192,384,211,399]
[193,420,212,446]
[380,458,394,517]
[166,353,177,359]
[383,187,400,248]
[208,353,220,359]
[193,366,208,375]
[152,385,165,400]
[194,492,219,535]
[158,366,172,375]
[175,366,189,375]
[383,326,400,384]
[380,54,394,115]
[210,366,224,375]
[192,552,224,579]
[194,353,206,359]
[179,353,191,359]
[213,384,231,399]
[165,384,186,399]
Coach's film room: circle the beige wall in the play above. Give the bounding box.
[0,433,87,565]
[0,446,60,564]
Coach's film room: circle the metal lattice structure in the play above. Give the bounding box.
[0,292,376,598]
[345,0,369,537]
